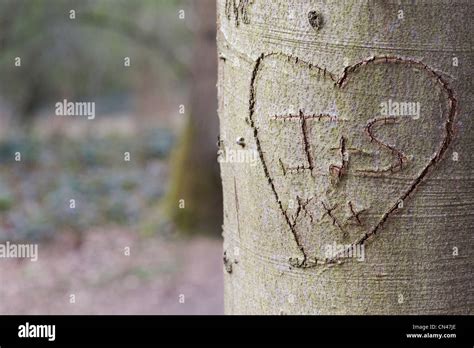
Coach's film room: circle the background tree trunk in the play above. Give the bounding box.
[166,0,222,234]
[217,0,473,314]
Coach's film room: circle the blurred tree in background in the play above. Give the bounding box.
[0,0,222,241]
[0,0,188,124]
[165,0,222,235]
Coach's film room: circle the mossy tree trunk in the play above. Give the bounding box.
[217,0,473,314]
[166,0,222,234]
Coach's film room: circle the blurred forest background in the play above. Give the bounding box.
[0,0,223,314]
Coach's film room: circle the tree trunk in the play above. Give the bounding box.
[217,0,473,314]
[166,0,222,234]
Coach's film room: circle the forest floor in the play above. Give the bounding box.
[0,119,224,314]
[0,228,223,314]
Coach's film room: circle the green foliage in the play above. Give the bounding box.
[0,128,175,242]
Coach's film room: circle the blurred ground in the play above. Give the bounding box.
[0,228,223,314]
[0,111,224,315]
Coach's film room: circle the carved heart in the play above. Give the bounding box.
[249,53,456,267]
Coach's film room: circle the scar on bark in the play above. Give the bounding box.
[271,113,342,122]
[308,11,323,30]
[321,202,346,236]
[300,110,315,176]
[276,112,342,175]
[234,176,241,239]
[289,196,315,227]
[279,158,287,175]
[248,53,309,264]
[329,136,348,185]
[356,117,409,175]
[346,201,365,226]
[331,56,457,262]
[225,0,252,26]
[248,53,457,267]
[223,250,237,274]
[287,164,312,174]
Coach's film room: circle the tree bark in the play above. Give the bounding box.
[217,0,473,314]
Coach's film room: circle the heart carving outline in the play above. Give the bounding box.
[248,53,457,268]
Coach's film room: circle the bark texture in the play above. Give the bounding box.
[217,0,473,314]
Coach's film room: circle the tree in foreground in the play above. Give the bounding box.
[217,0,473,314]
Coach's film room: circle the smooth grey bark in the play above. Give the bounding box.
[217,0,473,314]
